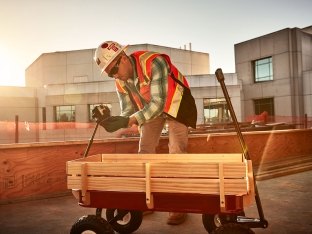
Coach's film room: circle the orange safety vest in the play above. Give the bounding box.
[115,51,197,128]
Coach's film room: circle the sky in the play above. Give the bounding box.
[0,0,311,87]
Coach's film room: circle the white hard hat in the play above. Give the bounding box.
[94,41,128,74]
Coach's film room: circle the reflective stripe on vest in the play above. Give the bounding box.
[116,51,192,120]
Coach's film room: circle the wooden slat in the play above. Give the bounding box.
[145,163,153,209]
[68,177,146,192]
[80,163,87,202]
[219,163,225,209]
[67,177,247,195]
[243,160,255,207]
[100,153,243,163]
[67,162,246,178]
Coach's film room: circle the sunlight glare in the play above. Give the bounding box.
[0,45,24,86]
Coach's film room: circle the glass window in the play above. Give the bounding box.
[54,105,75,122]
[254,98,274,116]
[254,57,273,82]
[203,98,231,124]
[88,104,112,122]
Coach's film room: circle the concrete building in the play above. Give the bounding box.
[0,44,241,143]
[235,26,312,124]
[3,25,311,144]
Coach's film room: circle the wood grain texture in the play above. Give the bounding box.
[1,129,311,203]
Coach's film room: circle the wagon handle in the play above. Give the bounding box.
[215,68,268,228]
[83,121,100,158]
[215,68,250,160]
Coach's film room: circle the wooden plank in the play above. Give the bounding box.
[70,154,102,162]
[100,153,244,163]
[145,163,153,209]
[243,160,255,207]
[80,163,87,203]
[68,177,146,192]
[67,162,246,179]
[67,177,247,195]
[219,163,226,210]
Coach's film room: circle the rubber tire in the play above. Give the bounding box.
[202,212,246,233]
[70,215,114,234]
[106,209,143,234]
[211,223,255,234]
[202,213,224,233]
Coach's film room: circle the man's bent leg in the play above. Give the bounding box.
[167,119,188,154]
[138,116,165,154]
[138,116,165,216]
[166,119,188,225]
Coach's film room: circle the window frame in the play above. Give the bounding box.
[54,105,76,122]
[253,97,275,121]
[203,98,231,124]
[253,57,273,83]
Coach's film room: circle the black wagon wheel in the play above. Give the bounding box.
[106,208,143,234]
[211,223,255,234]
[202,213,224,233]
[70,215,114,234]
[202,212,245,233]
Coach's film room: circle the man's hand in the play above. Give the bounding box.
[128,115,138,127]
[100,116,129,132]
[92,105,110,122]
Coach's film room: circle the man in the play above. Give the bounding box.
[93,41,197,225]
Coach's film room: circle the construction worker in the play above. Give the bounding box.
[93,41,197,225]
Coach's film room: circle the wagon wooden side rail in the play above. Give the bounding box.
[67,153,255,213]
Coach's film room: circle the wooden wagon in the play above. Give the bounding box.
[67,153,258,233]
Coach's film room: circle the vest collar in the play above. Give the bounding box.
[129,55,139,86]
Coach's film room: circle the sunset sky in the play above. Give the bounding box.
[0,0,311,86]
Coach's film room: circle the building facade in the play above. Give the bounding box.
[4,24,311,144]
[0,44,242,143]
[235,26,312,124]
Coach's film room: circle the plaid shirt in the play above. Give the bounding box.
[117,55,169,125]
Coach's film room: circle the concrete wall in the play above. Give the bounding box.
[126,44,210,75]
[25,44,209,88]
[235,27,312,120]
[36,74,241,142]
[189,73,242,123]
[0,43,238,144]
[303,70,312,116]
[301,30,312,118]
[0,87,38,143]
[1,75,241,144]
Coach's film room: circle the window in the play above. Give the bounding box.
[254,98,274,116]
[203,98,231,124]
[88,104,112,122]
[54,105,75,122]
[254,57,273,82]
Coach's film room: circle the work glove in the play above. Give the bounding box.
[100,116,129,133]
[92,105,111,122]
